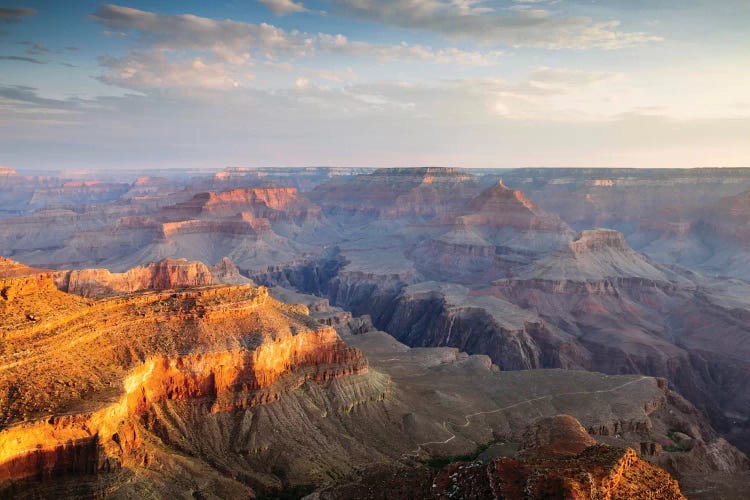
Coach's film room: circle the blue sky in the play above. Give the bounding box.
[0,1,748,170]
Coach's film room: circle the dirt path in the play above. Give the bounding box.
[403,375,650,457]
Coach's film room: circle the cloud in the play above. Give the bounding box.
[98,52,246,91]
[317,34,502,65]
[0,7,37,23]
[0,84,83,124]
[527,66,618,87]
[0,55,45,64]
[18,41,50,55]
[91,4,499,65]
[91,4,504,91]
[324,0,662,49]
[258,0,307,16]
[4,82,748,170]
[91,4,305,64]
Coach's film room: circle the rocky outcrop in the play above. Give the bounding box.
[518,415,597,457]
[0,256,49,278]
[458,180,568,231]
[498,168,750,280]
[159,214,271,238]
[430,415,685,499]
[162,188,321,222]
[55,258,215,297]
[434,445,685,499]
[0,185,322,271]
[409,182,573,283]
[1,266,747,497]
[1,256,251,298]
[514,228,674,282]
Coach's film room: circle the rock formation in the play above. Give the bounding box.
[411,181,573,283]
[432,415,685,499]
[55,258,215,296]
[459,180,568,232]
[3,167,750,497]
[0,256,251,298]
[497,168,750,280]
[306,327,749,499]
[309,167,481,219]
[0,268,375,496]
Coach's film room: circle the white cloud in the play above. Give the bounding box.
[258,0,307,16]
[91,4,313,64]
[3,78,749,170]
[90,4,504,91]
[98,52,245,91]
[317,34,502,65]
[324,0,662,49]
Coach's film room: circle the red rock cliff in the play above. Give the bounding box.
[0,277,367,486]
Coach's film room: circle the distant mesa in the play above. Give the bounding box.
[508,228,673,282]
[369,166,476,183]
[457,180,568,231]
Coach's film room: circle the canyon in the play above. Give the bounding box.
[2,166,750,497]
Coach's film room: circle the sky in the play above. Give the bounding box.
[0,1,748,171]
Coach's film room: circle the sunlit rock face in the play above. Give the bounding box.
[55,258,215,296]
[162,187,321,222]
[0,269,367,492]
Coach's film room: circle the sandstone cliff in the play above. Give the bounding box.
[55,258,215,296]
[0,273,374,496]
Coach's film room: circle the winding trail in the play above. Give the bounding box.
[402,375,651,458]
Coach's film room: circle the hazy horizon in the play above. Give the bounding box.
[1,1,749,170]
